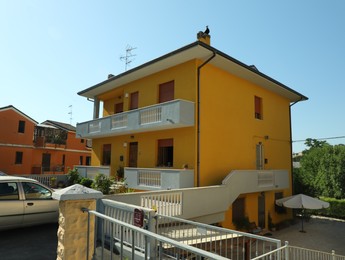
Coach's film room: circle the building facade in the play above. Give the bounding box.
[76,34,307,229]
[0,106,91,175]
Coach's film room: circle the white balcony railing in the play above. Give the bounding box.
[76,99,194,138]
[125,167,194,191]
[107,169,289,225]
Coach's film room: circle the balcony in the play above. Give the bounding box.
[125,167,194,191]
[76,99,195,139]
[110,169,289,224]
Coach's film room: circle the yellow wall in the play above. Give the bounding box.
[100,60,197,114]
[198,63,292,186]
[197,62,293,228]
[92,127,195,176]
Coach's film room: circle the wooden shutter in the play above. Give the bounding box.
[159,81,174,103]
[130,92,139,110]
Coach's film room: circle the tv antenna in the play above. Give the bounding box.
[120,45,137,71]
[68,105,73,125]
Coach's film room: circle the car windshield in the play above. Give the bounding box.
[22,182,52,199]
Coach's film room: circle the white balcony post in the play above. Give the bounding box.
[284,241,289,260]
[93,97,100,119]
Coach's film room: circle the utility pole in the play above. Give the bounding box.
[120,45,137,71]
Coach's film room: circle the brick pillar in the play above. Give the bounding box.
[53,184,103,260]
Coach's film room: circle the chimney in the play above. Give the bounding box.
[108,74,114,79]
[197,31,211,45]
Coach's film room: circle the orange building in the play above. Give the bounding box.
[0,105,91,175]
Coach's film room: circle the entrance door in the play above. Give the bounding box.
[42,153,51,173]
[129,142,138,167]
[258,193,266,228]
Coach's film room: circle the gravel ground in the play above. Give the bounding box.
[270,215,345,256]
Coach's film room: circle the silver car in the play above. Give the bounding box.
[0,176,59,230]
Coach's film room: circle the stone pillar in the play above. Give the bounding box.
[53,184,103,260]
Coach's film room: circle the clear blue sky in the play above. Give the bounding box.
[1,1,345,152]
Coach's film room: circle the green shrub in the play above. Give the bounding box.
[315,197,345,219]
[91,173,113,194]
[66,168,81,186]
[80,177,93,188]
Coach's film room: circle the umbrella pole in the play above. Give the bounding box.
[300,209,306,233]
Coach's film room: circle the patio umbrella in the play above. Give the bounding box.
[275,194,330,232]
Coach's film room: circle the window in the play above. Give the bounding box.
[15,152,23,164]
[159,81,174,103]
[275,192,286,214]
[81,139,85,143]
[18,120,25,133]
[79,156,83,165]
[254,96,263,119]
[86,156,91,166]
[256,143,264,170]
[102,144,111,165]
[22,182,52,200]
[115,102,124,113]
[0,182,19,200]
[62,154,65,165]
[157,139,173,167]
[130,92,139,110]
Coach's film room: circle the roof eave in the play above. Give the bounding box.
[78,41,308,103]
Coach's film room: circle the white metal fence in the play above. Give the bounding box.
[89,199,345,260]
[156,214,281,259]
[252,241,345,260]
[86,200,229,260]
[18,174,67,187]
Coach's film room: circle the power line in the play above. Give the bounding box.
[293,135,345,143]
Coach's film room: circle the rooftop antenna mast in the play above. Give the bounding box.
[68,105,73,125]
[120,45,137,71]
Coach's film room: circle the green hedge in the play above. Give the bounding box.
[312,197,345,220]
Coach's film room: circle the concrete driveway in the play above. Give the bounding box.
[271,216,345,256]
[0,223,58,260]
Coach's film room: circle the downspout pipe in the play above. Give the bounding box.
[289,97,303,193]
[196,51,216,187]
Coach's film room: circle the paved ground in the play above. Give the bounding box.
[0,223,58,260]
[0,216,344,259]
[270,215,345,256]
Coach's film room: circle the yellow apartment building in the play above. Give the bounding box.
[76,33,307,230]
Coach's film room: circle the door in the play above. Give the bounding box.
[22,181,59,226]
[258,193,266,228]
[129,142,138,167]
[42,153,51,172]
[0,182,24,230]
[102,144,111,166]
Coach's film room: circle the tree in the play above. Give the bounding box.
[304,138,328,149]
[296,141,345,199]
